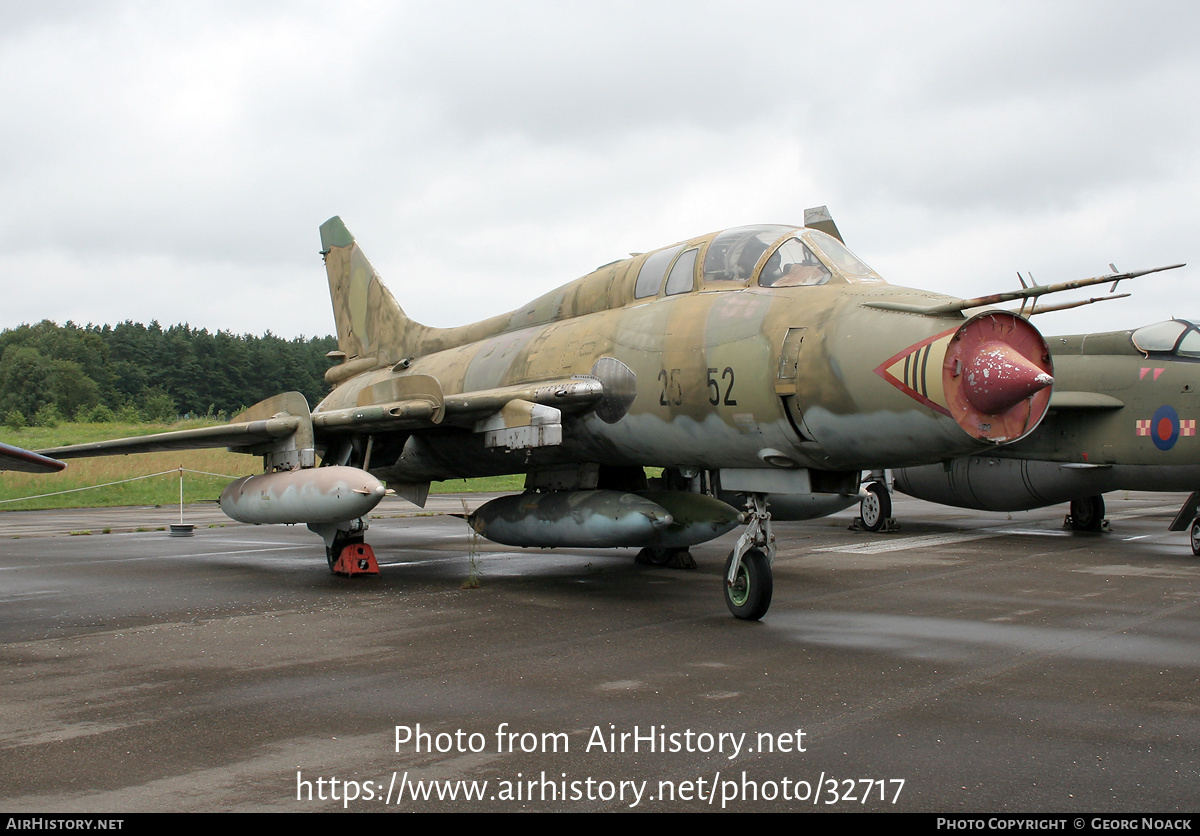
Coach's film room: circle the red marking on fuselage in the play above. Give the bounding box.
[1158,417,1173,441]
[873,326,958,416]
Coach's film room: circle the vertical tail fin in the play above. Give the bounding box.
[320,216,413,383]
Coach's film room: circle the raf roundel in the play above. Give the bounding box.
[1151,404,1181,451]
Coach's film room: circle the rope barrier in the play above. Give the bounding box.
[0,467,248,505]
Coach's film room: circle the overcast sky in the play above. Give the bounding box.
[2,0,1198,340]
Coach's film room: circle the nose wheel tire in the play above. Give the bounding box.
[860,482,891,532]
[724,548,773,621]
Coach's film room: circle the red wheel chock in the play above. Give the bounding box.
[332,543,380,576]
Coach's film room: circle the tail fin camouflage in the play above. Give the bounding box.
[320,216,416,384]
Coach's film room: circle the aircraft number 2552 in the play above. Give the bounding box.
[658,367,737,407]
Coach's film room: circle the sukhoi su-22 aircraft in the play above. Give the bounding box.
[42,207,1179,620]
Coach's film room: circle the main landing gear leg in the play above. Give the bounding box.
[724,493,775,621]
[309,518,379,576]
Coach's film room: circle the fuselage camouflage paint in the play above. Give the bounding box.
[314,218,1050,486]
[998,322,1200,466]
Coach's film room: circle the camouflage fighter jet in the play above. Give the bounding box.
[892,317,1200,553]
[41,208,1175,619]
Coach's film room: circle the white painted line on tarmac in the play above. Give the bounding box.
[814,531,1000,555]
[816,504,1180,555]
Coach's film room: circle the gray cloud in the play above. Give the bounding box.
[1,0,1197,336]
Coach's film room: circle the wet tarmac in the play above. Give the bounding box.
[1,492,1198,812]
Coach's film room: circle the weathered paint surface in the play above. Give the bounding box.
[468,490,673,548]
[219,466,386,525]
[314,217,1054,484]
[39,214,1065,557]
[895,457,1200,512]
[996,322,1200,466]
[897,319,1200,510]
[639,490,742,548]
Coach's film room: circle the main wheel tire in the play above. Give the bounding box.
[327,532,362,573]
[1190,518,1200,556]
[724,547,773,621]
[1069,495,1105,532]
[860,482,891,532]
[635,547,672,566]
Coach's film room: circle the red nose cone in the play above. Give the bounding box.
[942,311,1054,443]
[962,341,1054,414]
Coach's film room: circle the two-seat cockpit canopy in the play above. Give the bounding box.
[1132,319,1200,358]
[632,224,885,301]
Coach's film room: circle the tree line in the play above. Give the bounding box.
[0,320,337,427]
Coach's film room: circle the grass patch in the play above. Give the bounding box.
[0,420,258,511]
[430,474,525,494]
[2,422,598,512]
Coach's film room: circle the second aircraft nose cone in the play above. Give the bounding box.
[962,341,1054,414]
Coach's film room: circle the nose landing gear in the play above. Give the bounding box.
[724,493,775,620]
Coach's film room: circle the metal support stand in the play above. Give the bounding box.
[169,465,194,537]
